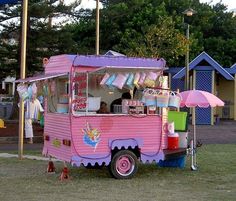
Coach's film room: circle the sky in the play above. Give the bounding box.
[64,0,100,9]
[200,0,236,11]
[64,0,236,11]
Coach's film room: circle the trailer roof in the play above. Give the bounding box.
[15,55,167,83]
[72,55,166,70]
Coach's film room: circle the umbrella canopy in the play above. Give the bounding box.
[180,90,224,108]
[178,89,224,170]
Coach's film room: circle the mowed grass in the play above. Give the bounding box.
[0,144,236,201]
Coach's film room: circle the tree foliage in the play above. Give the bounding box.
[0,0,236,80]
[71,0,236,67]
[0,0,80,79]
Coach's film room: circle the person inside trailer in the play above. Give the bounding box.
[110,92,131,113]
[97,101,109,114]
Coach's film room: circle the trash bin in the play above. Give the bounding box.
[158,156,186,168]
[0,102,13,120]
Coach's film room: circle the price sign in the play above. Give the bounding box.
[73,97,87,110]
[72,72,87,111]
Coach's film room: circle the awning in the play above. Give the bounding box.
[15,72,68,83]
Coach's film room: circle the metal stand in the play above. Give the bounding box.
[190,139,197,171]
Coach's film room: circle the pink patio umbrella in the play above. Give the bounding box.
[179,90,224,170]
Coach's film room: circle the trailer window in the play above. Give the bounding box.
[71,71,167,116]
[47,76,69,114]
[72,72,136,115]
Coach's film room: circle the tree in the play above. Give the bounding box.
[0,0,80,79]
[118,18,188,66]
[70,0,188,66]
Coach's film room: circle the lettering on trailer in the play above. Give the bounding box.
[72,73,87,111]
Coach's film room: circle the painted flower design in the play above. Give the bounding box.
[82,122,101,149]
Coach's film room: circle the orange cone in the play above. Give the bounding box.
[47,161,55,173]
[60,167,69,181]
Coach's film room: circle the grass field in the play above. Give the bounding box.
[0,144,236,201]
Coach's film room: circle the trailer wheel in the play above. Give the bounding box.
[110,150,138,179]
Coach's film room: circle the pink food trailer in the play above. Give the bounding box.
[17,54,187,179]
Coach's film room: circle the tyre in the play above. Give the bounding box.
[109,150,138,179]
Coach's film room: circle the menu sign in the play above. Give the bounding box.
[72,73,87,111]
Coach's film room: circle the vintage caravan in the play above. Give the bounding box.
[17,55,187,179]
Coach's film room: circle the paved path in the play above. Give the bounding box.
[0,153,61,161]
[188,121,236,144]
[0,143,43,151]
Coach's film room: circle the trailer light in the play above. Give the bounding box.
[52,139,61,148]
[44,135,50,141]
[63,139,71,146]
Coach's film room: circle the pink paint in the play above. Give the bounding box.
[116,155,133,175]
[45,55,75,74]
[43,113,164,165]
[40,54,184,174]
[43,112,71,161]
[15,54,189,178]
[71,115,162,158]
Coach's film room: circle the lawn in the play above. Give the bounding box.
[0,144,236,201]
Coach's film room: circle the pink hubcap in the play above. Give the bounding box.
[116,155,134,176]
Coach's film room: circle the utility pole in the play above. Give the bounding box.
[185,24,190,90]
[182,8,196,90]
[95,0,99,55]
[18,0,28,159]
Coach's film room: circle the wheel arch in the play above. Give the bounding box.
[109,138,143,158]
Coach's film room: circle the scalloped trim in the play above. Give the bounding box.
[109,138,143,150]
[71,155,111,167]
[140,151,164,164]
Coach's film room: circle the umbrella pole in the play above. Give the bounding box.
[191,107,197,171]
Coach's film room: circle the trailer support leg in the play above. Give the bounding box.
[47,157,55,173]
[190,140,197,171]
[60,162,70,181]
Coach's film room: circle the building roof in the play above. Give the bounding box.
[173,52,234,80]
[227,63,236,74]
[165,67,184,74]
[104,50,126,57]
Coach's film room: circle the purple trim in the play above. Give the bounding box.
[230,63,236,69]
[73,55,166,69]
[173,52,234,80]
[66,54,77,62]
[140,151,164,163]
[109,138,143,150]
[226,68,234,74]
[71,154,111,167]
[228,63,236,74]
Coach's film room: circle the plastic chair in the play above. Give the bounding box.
[0,118,6,128]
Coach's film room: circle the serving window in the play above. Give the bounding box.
[71,69,168,116]
[47,75,69,114]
